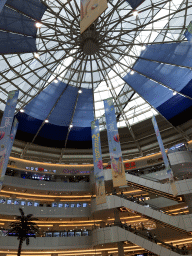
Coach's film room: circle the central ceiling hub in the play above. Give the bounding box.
[83,39,99,55]
[80,24,99,55]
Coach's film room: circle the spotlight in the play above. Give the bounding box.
[141,45,146,50]
[34,52,40,59]
[173,91,177,95]
[54,79,59,83]
[45,119,49,123]
[78,89,82,93]
[133,10,138,16]
[69,124,73,128]
[130,70,135,75]
[20,109,24,113]
[35,22,42,28]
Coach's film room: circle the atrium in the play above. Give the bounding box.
[0,0,192,255]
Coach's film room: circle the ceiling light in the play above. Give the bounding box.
[130,70,135,75]
[133,11,138,16]
[141,45,146,50]
[20,109,24,113]
[34,52,40,59]
[35,22,42,28]
[78,89,82,93]
[69,124,73,128]
[173,91,177,95]
[54,79,58,84]
[45,119,49,123]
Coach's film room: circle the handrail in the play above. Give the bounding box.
[115,194,164,213]
[126,172,163,183]
[118,223,190,255]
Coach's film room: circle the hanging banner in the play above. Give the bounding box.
[0,90,19,188]
[152,115,178,196]
[104,98,126,187]
[184,21,192,42]
[91,119,106,205]
[80,0,108,34]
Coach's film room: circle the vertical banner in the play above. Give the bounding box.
[0,90,19,188]
[104,98,126,187]
[184,21,192,42]
[152,115,178,196]
[80,0,108,34]
[91,119,106,205]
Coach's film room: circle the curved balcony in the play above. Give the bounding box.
[0,203,91,218]
[2,176,91,192]
[0,236,92,250]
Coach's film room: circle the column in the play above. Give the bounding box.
[184,193,192,213]
[114,209,121,225]
[117,242,124,256]
[102,251,108,256]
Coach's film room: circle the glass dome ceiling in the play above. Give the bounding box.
[0,0,192,133]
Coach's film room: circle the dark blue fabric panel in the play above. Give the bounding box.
[68,127,92,141]
[140,42,192,68]
[49,85,78,126]
[16,113,92,142]
[157,94,192,120]
[126,0,144,9]
[72,88,94,127]
[134,59,192,94]
[38,123,68,141]
[24,81,68,121]
[6,0,47,21]
[0,0,7,13]
[181,79,192,97]
[16,113,42,134]
[0,6,37,36]
[123,72,173,108]
[0,31,36,54]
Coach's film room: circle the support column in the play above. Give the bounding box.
[114,208,121,225]
[102,251,108,256]
[117,242,124,256]
[184,193,192,213]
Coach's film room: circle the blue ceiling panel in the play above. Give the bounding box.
[48,85,78,127]
[0,0,7,13]
[68,127,92,142]
[126,0,145,9]
[140,42,192,68]
[123,72,173,109]
[37,123,69,141]
[0,31,37,54]
[6,0,47,21]
[123,42,192,126]
[16,113,42,135]
[72,88,94,128]
[24,81,68,121]
[134,59,192,94]
[0,6,37,36]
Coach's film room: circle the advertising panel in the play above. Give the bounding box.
[152,115,177,196]
[91,119,106,204]
[80,0,108,34]
[104,98,126,187]
[0,91,19,189]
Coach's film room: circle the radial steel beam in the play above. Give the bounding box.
[95,52,143,156]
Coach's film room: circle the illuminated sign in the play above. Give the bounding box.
[125,161,136,170]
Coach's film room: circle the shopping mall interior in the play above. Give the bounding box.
[0,0,192,255]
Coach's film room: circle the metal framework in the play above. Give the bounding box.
[0,0,192,158]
